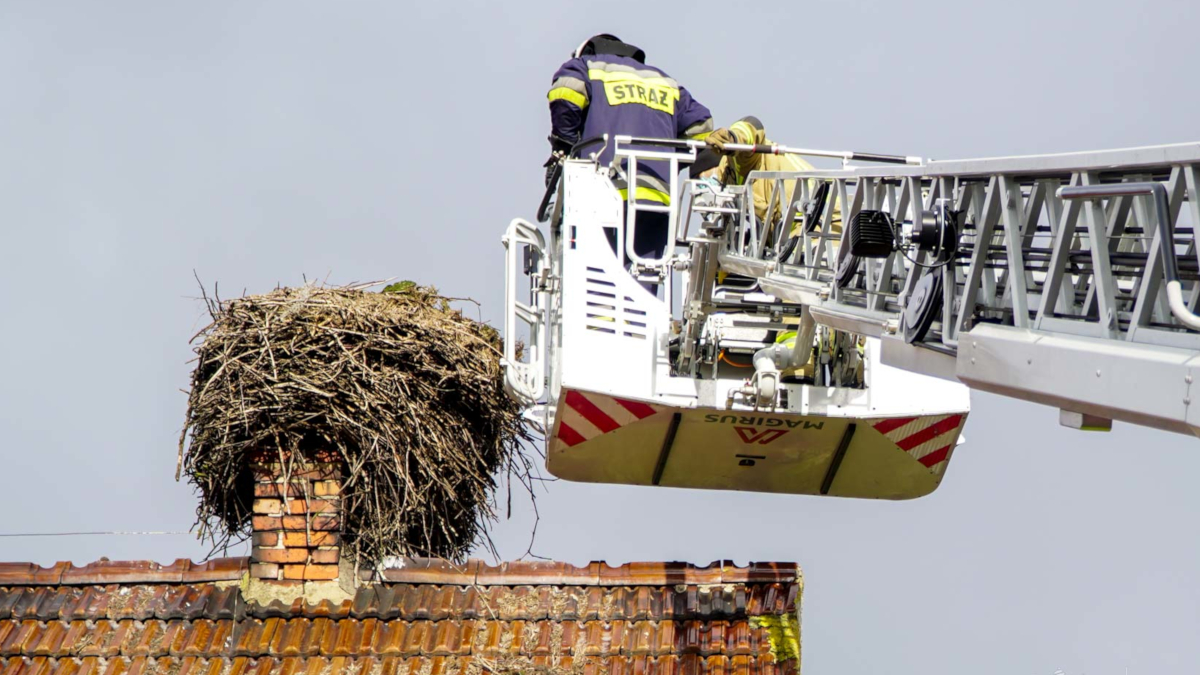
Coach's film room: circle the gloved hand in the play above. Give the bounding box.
[543,151,565,186]
[705,127,737,152]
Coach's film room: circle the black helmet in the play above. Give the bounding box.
[573,34,645,63]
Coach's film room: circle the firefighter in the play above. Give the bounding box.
[700,116,841,257]
[546,34,713,262]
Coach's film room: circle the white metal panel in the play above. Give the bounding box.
[559,163,672,400]
[956,323,1200,436]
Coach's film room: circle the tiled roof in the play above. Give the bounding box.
[0,559,801,675]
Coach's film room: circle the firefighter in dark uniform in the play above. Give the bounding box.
[546,34,713,261]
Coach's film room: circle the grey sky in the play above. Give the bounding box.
[2,1,1198,673]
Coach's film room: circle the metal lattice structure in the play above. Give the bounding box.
[716,143,1200,435]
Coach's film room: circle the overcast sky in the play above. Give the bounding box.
[3,1,1199,674]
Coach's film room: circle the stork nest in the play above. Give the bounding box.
[179,283,533,564]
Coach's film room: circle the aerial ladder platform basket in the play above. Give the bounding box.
[503,135,1200,500]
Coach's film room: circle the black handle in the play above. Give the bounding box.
[849,151,911,165]
[623,137,696,149]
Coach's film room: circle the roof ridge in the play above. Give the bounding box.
[355,559,801,586]
[0,558,799,587]
[0,558,249,586]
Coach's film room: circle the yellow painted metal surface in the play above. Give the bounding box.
[547,389,966,500]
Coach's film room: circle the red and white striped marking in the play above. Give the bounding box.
[555,390,661,447]
[872,414,966,473]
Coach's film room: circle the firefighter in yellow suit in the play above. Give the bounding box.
[704,117,853,382]
[704,116,841,245]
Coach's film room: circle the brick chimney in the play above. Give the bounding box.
[248,450,344,584]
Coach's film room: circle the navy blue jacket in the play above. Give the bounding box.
[548,53,712,204]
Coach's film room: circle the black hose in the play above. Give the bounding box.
[537,136,611,223]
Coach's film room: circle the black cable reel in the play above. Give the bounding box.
[902,267,944,344]
[903,200,961,343]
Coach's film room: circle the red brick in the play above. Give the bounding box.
[250,464,285,480]
[289,466,339,481]
[310,516,340,531]
[282,565,306,581]
[281,516,307,530]
[254,548,310,564]
[282,531,339,547]
[303,565,339,581]
[252,499,283,515]
[307,449,342,463]
[313,481,341,497]
[279,515,339,531]
[250,563,281,580]
[286,499,338,515]
[309,548,340,564]
[255,482,306,498]
[251,516,282,531]
[251,532,279,547]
